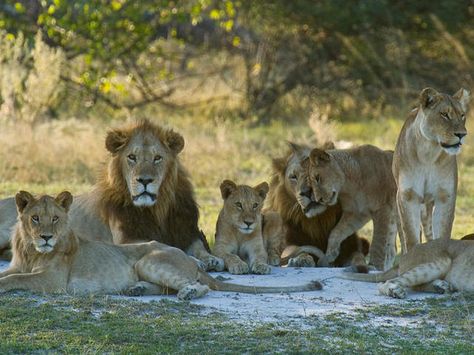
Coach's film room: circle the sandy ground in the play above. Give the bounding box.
[0,260,440,324]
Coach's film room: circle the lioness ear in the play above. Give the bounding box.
[15,191,35,214]
[254,182,269,200]
[220,180,237,200]
[453,88,471,112]
[55,191,73,212]
[310,148,331,166]
[105,129,129,154]
[419,87,440,109]
[165,130,185,154]
[321,141,335,150]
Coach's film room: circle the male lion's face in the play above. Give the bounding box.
[15,191,73,253]
[308,148,344,207]
[220,180,268,234]
[418,87,470,156]
[281,143,328,217]
[105,123,185,207]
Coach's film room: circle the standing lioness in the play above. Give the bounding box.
[393,87,470,252]
[0,191,323,298]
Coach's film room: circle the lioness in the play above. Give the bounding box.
[342,238,474,298]
[266,142,370,272]
[393,87,470,252]
[213,180,283,275]
[0,120,223,270]
[308,145,397,270]
[0,191,322,298]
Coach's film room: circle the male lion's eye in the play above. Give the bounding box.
[289,174,297,181]
[315,175,321,183]
[127,154,137,162]
[31,215,39,223]
[154,155,163,164]
[52,216,59,223]
[253,203,259,210]
[235,202,243,210]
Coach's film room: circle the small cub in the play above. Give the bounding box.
[213,180,284,274]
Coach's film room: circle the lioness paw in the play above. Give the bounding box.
[228,261,250,274]
[379,281,406,299]
[251,262,271,275]
[177,284,209,300]
[432,279,454,294]
[287,254,316,268]
[203,255,225,272]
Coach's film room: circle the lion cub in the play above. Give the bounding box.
[342,238,474,298]
[213,180,283,275]
[308,145,397,270]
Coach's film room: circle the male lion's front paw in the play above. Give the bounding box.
[203,255,225,272]
[251,262,271,275]
[287,254,316,268]
[228,261,250,274]
[379,281,406,299]
[325,246,340,264]
[267,254,281,267]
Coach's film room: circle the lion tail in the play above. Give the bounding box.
[197,271,322,293]
[339,267,399,283]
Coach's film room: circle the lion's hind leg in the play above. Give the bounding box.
[135,248,210,300]
[378,257,452,299]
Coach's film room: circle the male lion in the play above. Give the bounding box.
[342,238,474,298]
[266,142,370,272]
[393,87,470,252]
[0,120,222,270]
[213,180,284,275]
[0,191,322,298]
[308,145,397,271]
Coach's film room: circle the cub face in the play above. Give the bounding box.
[308,148,344,207]
[220,180,269,234]
[418,87,470,156]
[15,191,73,253]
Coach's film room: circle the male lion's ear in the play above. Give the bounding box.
[254,182,269,200]
[105,129,129,154]
[55,191,73,212]
[165,130,185,154]
[419,87,440,109]
[272,157,286,174]
[220,180,237,200]
[309,148,331,166]
[15,191,35,214]
[453,88,471,112]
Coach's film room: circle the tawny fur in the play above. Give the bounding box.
[213,180,284,275]
[393,88,470,252]
[0,191,323,299]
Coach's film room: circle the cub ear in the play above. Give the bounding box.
[254,182,269,200]
[309,148,331,166]
[220,180,237,200]
[55,191,73,212]
[453,88,471,112]
[321,141,335,150]
[165,130,185,154]
[419,87,440,109]
[105,129,130,154]
[15,191,35,214]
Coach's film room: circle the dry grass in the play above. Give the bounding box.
[0,112,473,243]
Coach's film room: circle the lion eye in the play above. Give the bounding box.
[52,216,59,223]
[253,203,259,210]
[127,154,137,162]
[461,114,466,121]
[289,174,297,181]
[235,202,243,210]
[441,112,450,120]
[154,155,163,164]
[315,175,321,183]
[31,215,39,223]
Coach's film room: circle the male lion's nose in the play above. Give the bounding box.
[455,133,466,140]
[137,177,154,186]
[299,189,312,199]
[40,235,53,242]
[244,221,253,227]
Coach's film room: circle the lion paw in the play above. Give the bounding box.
[325,247,339,264]
[379,282,406,299]
[251,262,271,275]
[432,279,454,294]
[177,284,209,300]
[267,254,281,267]
[124,284,148,297]
[203,255,225,272]
[287,254,316,268]
[228,261,250,274]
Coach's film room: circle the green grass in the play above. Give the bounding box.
[0,292,472,353]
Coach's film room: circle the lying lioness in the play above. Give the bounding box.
[0,191,322,299]
[342,238,474,298]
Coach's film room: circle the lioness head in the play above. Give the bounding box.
[273,142,333,217]
[220,180,269,234]
[418,87,470,155]
[15,191,73,253]
[105,120,185,207]
[308,148,344,207]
